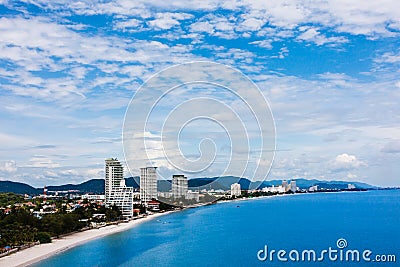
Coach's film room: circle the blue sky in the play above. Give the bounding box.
[0,0,399,187]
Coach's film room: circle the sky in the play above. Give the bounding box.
[0,0,399,187]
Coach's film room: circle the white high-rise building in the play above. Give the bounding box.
[290,180,297,192]
[108,185,134,219]
[105,158,124,203]
[172,175,188,199]
[140,167,158,205]
[282,180,288,191]
[104,158,134,219]
[230,183,241,197]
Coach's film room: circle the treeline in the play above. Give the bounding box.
[0,202,122,249]
[0,193,24,208]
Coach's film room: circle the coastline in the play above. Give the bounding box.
[1,195,276,267]
[0,211,175,267]
[0,190,377,267]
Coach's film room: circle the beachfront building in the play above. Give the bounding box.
[187,190,200,202]
[147,200,160,211]
[262,185,286,193]
[230,183,241,197]
[282,180,288,191]
[105,158,124,203]
[105,158,135,219]
[348,184,356,189]
[308,185,318,192]
[107,179,134,219]
[172,175,188,199]
[290,180,297,192]
[140,167,158,205]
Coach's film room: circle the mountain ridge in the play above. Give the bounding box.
[0,176,378,195]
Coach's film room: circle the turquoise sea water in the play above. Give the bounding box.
[32,190,400,267]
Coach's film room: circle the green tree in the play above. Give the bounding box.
[36,232,51,244]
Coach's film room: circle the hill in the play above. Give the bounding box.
[0,176,378,195]
[0,181,41,195]
[46,179,105,194]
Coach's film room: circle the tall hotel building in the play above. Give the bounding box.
[230,183,241,197]
[172,175,188,199]
[140,167,158,205]
[105,158,133,218]
[105,158,124,202]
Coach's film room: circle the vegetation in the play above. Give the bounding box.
[0,193,24,207]
[36,232,51,244]
[0,193,123,250]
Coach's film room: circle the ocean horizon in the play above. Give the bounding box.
[31,190,399,267]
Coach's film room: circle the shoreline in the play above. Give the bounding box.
[0,211,176,267]
[0,190,378,267]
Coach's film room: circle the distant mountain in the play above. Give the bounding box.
[46,179,105,194]
[257,178,378,190]
[0,176,378,195]
[156,176,251,192]
[125,177,140,188]
[0,181,40,195]
[156,176,377,191]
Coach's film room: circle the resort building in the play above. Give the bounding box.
[140,167,158,205]
[187,190,200,202]
[172,175,188,199]
[105,158,124,203]
[282,180,288,191]
[348,184,356,189]
[147,200,160,211]
[230,183,241,197]
[262,185,286,193]
[290,180,297,192]
[104,158,135,219]
[308,185,318,192]
[107,180,134,219]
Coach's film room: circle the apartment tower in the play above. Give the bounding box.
[140,167,157,205]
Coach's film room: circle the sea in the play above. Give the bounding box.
[31,190,400,267]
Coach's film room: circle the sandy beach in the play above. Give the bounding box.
[0,212,173,267]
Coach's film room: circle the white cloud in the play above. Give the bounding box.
[114,18,143,31]
[297,27,348,45]
[381,141,400,153]
[26,156,61,168]
[21,0,400,40]
[250,40,273,49]
[0,160,17,173]
[190,15,238,39]
[148,12,193,30]
[238,17,265,31]
[331,153,366,171]
[347,173,357,179]
[375,51,400,64]
[271,47,289,59]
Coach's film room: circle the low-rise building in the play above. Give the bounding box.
[187,190,200,201]
[262,185,286,193]
[147,200,160,211]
